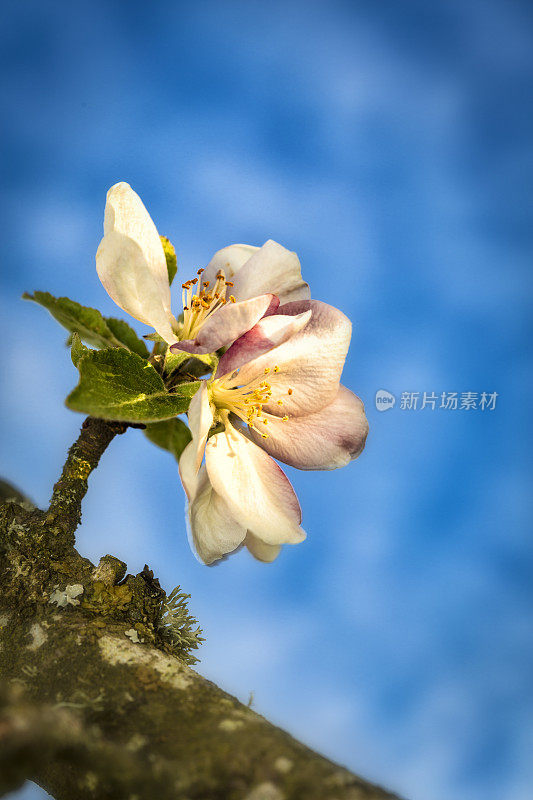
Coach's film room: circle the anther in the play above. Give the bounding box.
[229,295,236,303]
[288,388,293,395]
[273,365,280,373]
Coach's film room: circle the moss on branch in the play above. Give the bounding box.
[48,417,127,542]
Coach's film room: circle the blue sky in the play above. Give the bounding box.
[1,2,532,799]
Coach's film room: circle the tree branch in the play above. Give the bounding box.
[0,420,402,800]
[0,686,177,799]
[47,417,126,536]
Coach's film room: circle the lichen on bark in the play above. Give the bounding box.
[0,417,400,800]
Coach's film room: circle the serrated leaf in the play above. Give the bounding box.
[24,291,118,348]
[24,291,148,357]
[70,332,91,367]
[144,418,192,461]
[66,348,200,423]
[105,317,149,358]
[161,236,177,285]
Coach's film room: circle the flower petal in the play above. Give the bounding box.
[187,464,247,564]
[231,240,310,304]
[95,182,178,343]
[172,294,277,355]
[240,385,369,470]
[226,300,352,417]
[178,440,199,501]
[217,309,312,376]
[186,381,214,472]
[201,244,259,286]
[244,532,281,563]
[205,422,305,546]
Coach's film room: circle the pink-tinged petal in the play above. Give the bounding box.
[240,385,369,470]
[96,183,179,344]
[231,240,310,304]
[186,464,247,565]
[171,294,277,355]
[244,532,281,563]
[201,244,259,286]
[186,382,213,472]
[205,423,305,546]
[217,309,312,376]
[226,300,352,417]
[263,295,281,316]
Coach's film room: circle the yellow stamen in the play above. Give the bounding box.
[178,266,230,340]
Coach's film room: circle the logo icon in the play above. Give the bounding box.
[375,389,396,411]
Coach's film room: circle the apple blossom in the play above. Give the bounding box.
[95,182,309,352]
[179,300,369,565]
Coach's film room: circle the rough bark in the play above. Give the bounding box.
[0,418,400,800]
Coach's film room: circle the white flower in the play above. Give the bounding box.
[96,182,309,352]
[179,300,368,564]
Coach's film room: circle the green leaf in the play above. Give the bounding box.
[104,317,149,358]
[24,291,117,348]
[164,349,218,377]
[66,348,200,423]
[70,332,90,367]
[187,351,219,376]
[163,349,190,375]
[144,418,192,461]
[160,236,177,286]
[24,291,148,357]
